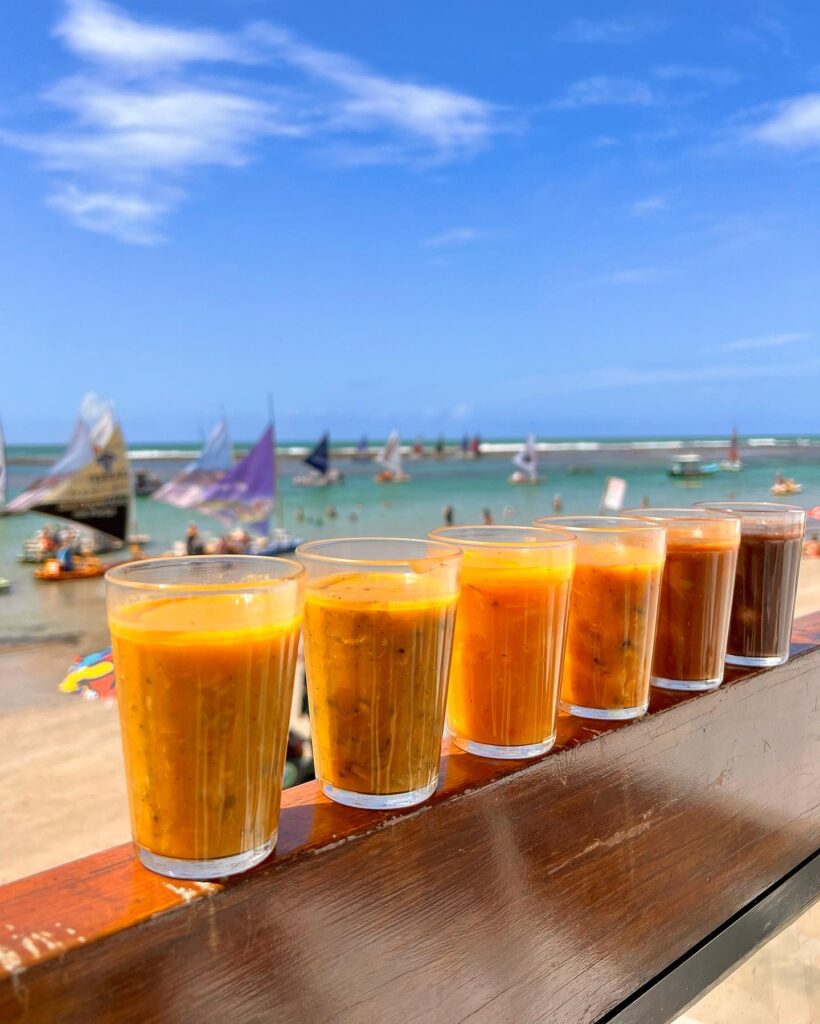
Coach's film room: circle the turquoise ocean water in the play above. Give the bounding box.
[2,438,819,646]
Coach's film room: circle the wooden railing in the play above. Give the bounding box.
[2,613,819,1024]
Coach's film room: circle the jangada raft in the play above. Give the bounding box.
[373,430,411,483]
[509,434,542,485]
[5,394,132,574]
[293,433,343,487]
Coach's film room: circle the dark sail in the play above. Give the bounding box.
[304,433,330,475]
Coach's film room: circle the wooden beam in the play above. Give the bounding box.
[2,611,819,1023]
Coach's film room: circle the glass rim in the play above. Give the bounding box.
[533,515,664,535]
[622,507,740,527]
[429,524,576,549]
[105,554,305,593]
[694,500,805,516]
[296,536,462,567]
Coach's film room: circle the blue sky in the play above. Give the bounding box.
[2,0,819,442]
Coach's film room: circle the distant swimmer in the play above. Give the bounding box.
[435,435,445,456]
[349,512,358,522]
[326,503,337,519]
[482,508,493,525]
[640,495,650,508]
[295,506,305,522]
[552,494,563,514]
[442,504,455,526]
[186,523,204,556]
[503,505,515,518]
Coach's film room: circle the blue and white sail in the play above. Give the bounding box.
[197,425,274,536]
[512,434,538,482]
[153,417,232,510]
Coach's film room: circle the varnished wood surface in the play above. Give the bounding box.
[1,611,819,1023]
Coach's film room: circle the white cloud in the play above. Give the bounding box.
[252,26,501,159]
[47,184,174,243]
[3,0,505,243]
[708,331,813,353]
[654,65,740,87]
[55,0,254,68]
[422,227,483,248]
[553,76,655,110]
[749,93,820,149]
[630,196,667,216]
[554,18,658,44]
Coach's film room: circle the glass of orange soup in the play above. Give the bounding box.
[429,525,575,759]
[625,508,740,691]
[106,556,304,879]
[534,517,666,720]
[299,538,461,810]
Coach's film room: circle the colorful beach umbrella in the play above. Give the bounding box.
[59,648,116,701]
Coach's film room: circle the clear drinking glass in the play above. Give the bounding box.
[106,556,305,880]
[534,516,666,720]
[298,538,461,810]
[429,525,575,759]
[625,508,740,691]
[696,502,806,667]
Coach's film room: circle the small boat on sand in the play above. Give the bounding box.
[0,578,11,593]
[34,557,108,581]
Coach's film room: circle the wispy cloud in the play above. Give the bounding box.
[2,0,505,243]
[748,93,820,149]
[654,65,740,87]
[553,17,660,45]
[422,227,483,248]
[630,195,667,216]
[727,12,791,56]
[708,331,813,353]
[54,0,256,68]
[552,76,655,110]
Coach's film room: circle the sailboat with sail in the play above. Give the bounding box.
[195,423,303,555]
[353,435,371,461]
[0,420,9,591]
[719,429,742,472]
[0,418,6,511]
[6,394,132,570]
[374,431,411,483]
[293,433,343,487]
[509,434,541,485]
[153,417,233,509]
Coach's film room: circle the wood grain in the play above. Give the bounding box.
[1,612,819,1023]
